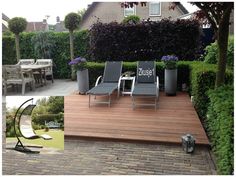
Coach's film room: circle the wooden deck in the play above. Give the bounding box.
[65,92,209,145]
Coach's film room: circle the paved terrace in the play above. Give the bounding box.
[65,92,209,145]
[3,139,216,175]
[4,79,77,96]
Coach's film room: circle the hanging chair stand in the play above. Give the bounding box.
[13,98,52,153]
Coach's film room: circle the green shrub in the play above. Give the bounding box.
[6,128,15,137]
[204,36,234,69]
[189,62,233,118]
[32,124,44,130]
[206,85,234,174]
[31,31,55,58]
[33,113,64,126]
[122,15,140,24]
[20,32,36,59]
[2,35,17,65]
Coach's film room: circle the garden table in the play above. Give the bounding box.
[21,64,51,87]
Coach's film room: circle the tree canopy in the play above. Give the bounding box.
[64,12,81,32]
[8,17,27,35]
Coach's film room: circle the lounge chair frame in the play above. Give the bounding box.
[87,61,122,107]
[131,61,159,110]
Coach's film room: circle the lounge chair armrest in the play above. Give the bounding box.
[156,76,159,89]
[95,75,103,86]
[156,76,159,97]
[117,76,123,98]
[131,76,136,93]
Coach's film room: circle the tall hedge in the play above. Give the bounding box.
[207,85,234,175]
[89,19,201,62]
[189,62,233,118]
[2,30,89,79]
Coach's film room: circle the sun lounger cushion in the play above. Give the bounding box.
[132,83,157,96]
[40,134,52,140]
[103,62,122,83]
[137,61,155,83]
[87,83,118,95]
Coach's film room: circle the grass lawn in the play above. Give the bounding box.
[6,129,64,150]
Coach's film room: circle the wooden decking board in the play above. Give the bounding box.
[65,92,209,145]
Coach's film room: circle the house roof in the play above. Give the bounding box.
[174,2,189,14]
[2,13,10,32]
[80,2,189,26]
[55,21,67,32]
[80,2,99,27]
[26,22,48,32]
[2,13,10,21]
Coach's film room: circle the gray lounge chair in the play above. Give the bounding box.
[87,61,122,107]
[14,98,52,153]
[131,61,159,110]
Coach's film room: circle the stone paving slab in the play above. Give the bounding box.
[4,79,77,96]
[2,139,216,175]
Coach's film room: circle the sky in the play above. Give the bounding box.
[6,96,49,109]
[2,0,93,24]
[2,0,198,24]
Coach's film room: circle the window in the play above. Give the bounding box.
[124,6,136,17]
[149,2,161,16]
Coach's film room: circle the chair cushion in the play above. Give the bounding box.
[132,83,157,96]
[103,61,122,83]
[137,61,155,83]
[87,83,118,95]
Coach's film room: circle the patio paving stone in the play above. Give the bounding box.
[4,79,77,96]
[3,138,217,175]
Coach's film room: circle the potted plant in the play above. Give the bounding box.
[69,57,89,94]
[161,55,178,96]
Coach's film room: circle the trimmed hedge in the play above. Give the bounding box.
[189,62,233,118]
[86,61,190,90]
[2,30,89,79]
[89,19,201,62]
[207,85,234,175]
[33,113,64,127]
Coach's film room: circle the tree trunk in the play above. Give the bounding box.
[15,34,20,61]
[69,30,76,80]
[215,10,231,88]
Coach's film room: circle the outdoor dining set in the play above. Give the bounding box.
[2,59,53,95]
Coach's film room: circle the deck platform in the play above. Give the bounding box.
[65,92,209,145]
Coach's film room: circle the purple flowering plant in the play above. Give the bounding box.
[161,55,178,69]
[68,57,87,71]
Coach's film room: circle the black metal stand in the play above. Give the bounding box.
[14,139,42,154]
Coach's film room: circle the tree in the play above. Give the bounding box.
[47,96,64,114]
[64,12,81,80]
[121,2,234,87]
[192,3,233,87]
[8,17,27,61]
